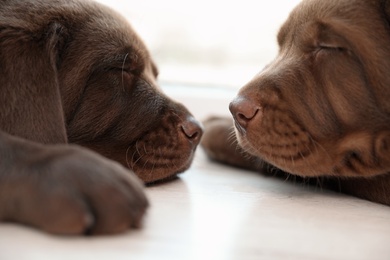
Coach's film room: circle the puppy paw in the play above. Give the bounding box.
[201,116,236,159]
[0,144,149,235]
[201,116,268,172]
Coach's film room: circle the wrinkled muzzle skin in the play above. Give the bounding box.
[230,0,390,179]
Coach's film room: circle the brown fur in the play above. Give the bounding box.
[202,0,390,205]
[0,0,202,235]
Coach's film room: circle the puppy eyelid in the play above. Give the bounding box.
[110,66,142,76]
[110,67,129,73]
[111,54,144,75]
[318,44,345,52]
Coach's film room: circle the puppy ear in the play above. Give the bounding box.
[0,22,68,144]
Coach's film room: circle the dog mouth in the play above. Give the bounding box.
[237,129,318,175]
[126,134,198,183]
[233,104,329,177]
[125,111,202,183]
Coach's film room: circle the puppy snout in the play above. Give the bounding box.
[229,97,260,131]
[181,116,203,144]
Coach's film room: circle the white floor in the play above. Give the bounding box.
[1,149,390,260]
[1,87,390,260]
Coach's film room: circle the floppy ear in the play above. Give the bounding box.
[0,22,69,144]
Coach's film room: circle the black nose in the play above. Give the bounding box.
[229,97,260,130]
[181,116,203,145]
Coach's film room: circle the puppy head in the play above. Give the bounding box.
[40,1,202,183]
[230,0,390,177]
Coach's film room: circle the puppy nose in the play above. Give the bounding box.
[181,116,203,144]
[229,97,260,129]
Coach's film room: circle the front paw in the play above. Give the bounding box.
[201,116,236,160]
[201,116,268,172]
[1,145,149,235]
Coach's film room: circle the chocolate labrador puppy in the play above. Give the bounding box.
[0,0,202,234]
[202,0,390,205]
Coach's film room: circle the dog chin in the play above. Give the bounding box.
[131,148,197,184]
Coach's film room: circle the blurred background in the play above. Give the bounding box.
[94,0,301,89]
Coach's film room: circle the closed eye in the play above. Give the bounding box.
[109,53,144,76]
[109,66,142,76]
[318,44,346,52]
[314,44,348,58]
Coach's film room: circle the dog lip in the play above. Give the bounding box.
[234,120,247,135]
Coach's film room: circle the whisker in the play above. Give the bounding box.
[309,135,332,164]
[227,128,237,143]
[143,143,147,154]
[125,145,132,169]
[316,176,324,191]
[121,53,129,91]
[135,140,141,156]
[145,148,157,179]
[131,141,144,167]
[284,173,291,182]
